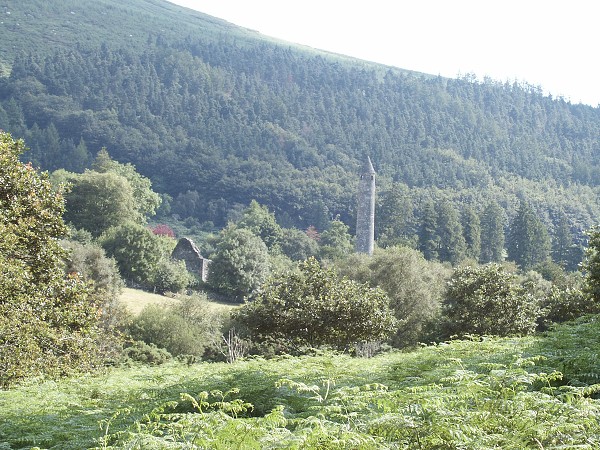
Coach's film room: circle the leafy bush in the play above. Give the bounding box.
[152,258,192,294]
[121,341,172,365]
[234,257,397,354]
[128,294,226,358]
[538,271,599,327]
[441,263,541,337]
[337,246,450,348]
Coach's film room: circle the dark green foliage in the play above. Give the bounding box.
[63,170,137,237]
[236,200,283,250]
[234,258,397,353]
[376,182,416,248]
[436,200,467,264]
[122,341,172,365]
[442,264,540,337]
[207,225,271,301]
[279,227,320,261]
[1,0,600,274]
[418,201,439,260]
[540,282,596,327]
[2,6,599,244]
[461,205,481,261]
[582,226,600,306]
[507,201,552,270]
[128,294,225,358]
[100,222,164,286]
[319,219,354,260]
[479,200,505,263]
[152,258,192,294]
[0,132,102,387]
[61,239,129,333]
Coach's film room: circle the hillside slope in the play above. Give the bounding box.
[1,0,599,247]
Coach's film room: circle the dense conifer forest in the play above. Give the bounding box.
[1,0,600,264]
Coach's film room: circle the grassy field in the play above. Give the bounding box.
[1,316,600,449]
[119,287,180,315]
[119,288,236,315]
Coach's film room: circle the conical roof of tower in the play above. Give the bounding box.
[362,156,375,175]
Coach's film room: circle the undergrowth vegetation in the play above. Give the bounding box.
[1,316,600,449]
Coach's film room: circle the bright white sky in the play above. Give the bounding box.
[168,0,600,107]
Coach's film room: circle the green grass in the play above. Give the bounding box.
[119,287,179,315]
[1,317,600,449]
[119,288,236,315]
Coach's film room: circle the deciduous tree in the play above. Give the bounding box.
[0,132,101,387]
[207,225,271,301]
[234,258,396,352]
[441,264,540,337]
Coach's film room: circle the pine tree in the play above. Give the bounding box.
[376,182,415,248]
[480,201,505,263]
[462,205,481,262]
[436,200,467,265]
[418,201,440,261]
[552,210,576,270]
[507,201,551,270]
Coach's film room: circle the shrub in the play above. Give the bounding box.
[207,225,270,301]
[100,222,164,287]
[122,341,172,365]
[441,264,540,337]
[337,246,450,348]
[128,294,226,358]
[152,258,192,294]
[234,257,397,354]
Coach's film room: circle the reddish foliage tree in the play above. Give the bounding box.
[152,224,175,238]
[305,225,320,241]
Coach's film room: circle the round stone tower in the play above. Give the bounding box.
[355,156,375,255]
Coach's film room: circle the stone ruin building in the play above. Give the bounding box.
[171,237,211,282]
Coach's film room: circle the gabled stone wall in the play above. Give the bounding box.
[171,237,211,282]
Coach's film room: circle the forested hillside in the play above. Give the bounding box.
[1,0,599,257]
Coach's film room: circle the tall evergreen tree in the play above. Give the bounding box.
[418,201,439,261]
[552,210,576,270]
[507,201,551,270]
[462,205,481,262]
[376,182,415,248]
[436,200,467,265]
[480,201,505,263]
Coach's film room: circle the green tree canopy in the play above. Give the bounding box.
[91,148,161,221]
[234,257,397,353]
[582,226,600,305]
[337,246,450,347]
[63,170,137,237]
[0,132,102,387]
[280,227,320,261]
[100,222,165,286]
[507,201,551,270]
[236,199,283,250]
[462,205,481,262]
[436,200,467,265]
[480,201,505,263]
[207,225,271,301]
[319,219,354,260]
[418,201,439,261]
[441,264,540,337]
